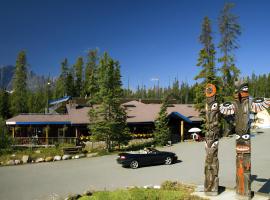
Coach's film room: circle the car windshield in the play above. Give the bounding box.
[144,148,159,154]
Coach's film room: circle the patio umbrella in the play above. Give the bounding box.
[188,127,201,133]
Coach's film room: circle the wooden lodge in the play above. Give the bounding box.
[5,99,203,146]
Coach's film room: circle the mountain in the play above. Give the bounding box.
[0,65,47,91]
[0,65,15,90]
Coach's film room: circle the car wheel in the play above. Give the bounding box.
[130,160,139,169]
[164,157,172,165]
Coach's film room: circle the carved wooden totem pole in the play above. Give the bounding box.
[219,82,270,200]
[234,83,251,200]
[204,83,220,195]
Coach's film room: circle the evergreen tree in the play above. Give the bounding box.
[84,49,98,98]
[11,50,28,115]
[194,17,218,111]
[0,89,11,119]
[218,3,241,99]
[172,78,180,100]
[66,68,75,97]
[74,57,84,97]
[53,58,69,98]
[88,52,130,151]
[0,117,12,149]
[27,84,47,113]
[154,96,170,145]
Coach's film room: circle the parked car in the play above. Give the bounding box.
[116,147,178,169]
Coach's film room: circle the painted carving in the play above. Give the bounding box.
[234,83,251,198]
[214,82,270,199]
[204,83,219,195]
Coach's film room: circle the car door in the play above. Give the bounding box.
[147,151,162,164]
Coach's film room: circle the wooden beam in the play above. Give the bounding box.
[75,127,78,138]
[45,126,49,145]
[180,120,184,142]
[12,127,15,138]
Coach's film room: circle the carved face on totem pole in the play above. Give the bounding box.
[205,83,219,140]
[234,83,251,154]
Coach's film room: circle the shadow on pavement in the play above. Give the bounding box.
[174,159,182,164]
[218,186,226,195]
[251,175,270,194]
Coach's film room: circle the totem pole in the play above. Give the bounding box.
[219,82,270,200]
[204,83,220,195]
[235,83,251,200]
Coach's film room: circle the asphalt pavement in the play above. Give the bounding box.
[0,129,269,200]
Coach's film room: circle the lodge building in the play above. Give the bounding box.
[5,98,203,146]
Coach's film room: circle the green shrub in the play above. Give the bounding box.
[161,181,195,193]
[78,187,204,200]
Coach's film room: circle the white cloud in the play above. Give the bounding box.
[150,78,159,81]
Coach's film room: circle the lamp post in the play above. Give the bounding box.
[46,81,51,114]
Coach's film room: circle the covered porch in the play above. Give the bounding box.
[5,114,82,146]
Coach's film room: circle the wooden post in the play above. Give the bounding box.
[180,121,184,142]
[45,125,49,145]
[75,127,78,138]
[12,127,15,138]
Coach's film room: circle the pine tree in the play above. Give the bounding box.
[66,68,75,97]
[88,52,130,151]
[0,89,11,119]
[74,57,84,97]
[154,96,170,145]
[172,78,180,101]
[53,58,69,98]
[84,49,98,98]
[218,3,241,99]
[11,50,28,115]
[194,17,218,111]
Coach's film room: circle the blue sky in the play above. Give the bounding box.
[0,0,270,89]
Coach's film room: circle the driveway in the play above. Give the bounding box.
[0,129,269,200]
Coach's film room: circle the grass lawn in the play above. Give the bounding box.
[77,181,207,200]
[78,188,205,200]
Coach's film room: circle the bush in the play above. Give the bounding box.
[124,140,154,151]
[161,181,195,193]
[0,118,13,150]
[78,187,203,200]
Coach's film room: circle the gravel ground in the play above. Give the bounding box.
[0,128,269,200]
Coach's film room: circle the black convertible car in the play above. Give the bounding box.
[116,148,178,169]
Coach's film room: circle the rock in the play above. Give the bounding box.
[66,194,81,200]
[86,153,98,158]
[153,185,161,189]
[11,154,16,157]
[14,160,21,165]
[62,155,71,160]
[143,185,153,189]
[45,157,53,162]
[35,150,41,154]
[53,155,61,161]
[83,190,93,196]
[74,154,85,159]
[7,160,15,165]
[22,155,30,164]
[35,158,44,163]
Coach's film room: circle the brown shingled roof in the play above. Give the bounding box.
[6,101,202,125]
[6,114,70,124]
[124,101,201,123]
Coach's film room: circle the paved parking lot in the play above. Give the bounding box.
[0,129,269,200]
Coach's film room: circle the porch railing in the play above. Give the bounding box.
[13,137,77,146]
